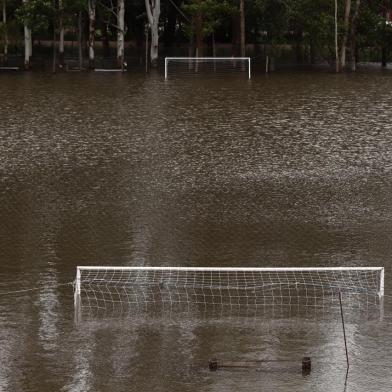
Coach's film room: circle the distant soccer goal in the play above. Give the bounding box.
[74,266,384,317]
[164,57,251,80]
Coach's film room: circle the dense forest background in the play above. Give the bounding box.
[0,0,392,71]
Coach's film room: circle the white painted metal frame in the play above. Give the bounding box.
[164,57,251,79]
[74,267,81,308]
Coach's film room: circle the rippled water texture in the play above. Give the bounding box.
[1,69,392,391]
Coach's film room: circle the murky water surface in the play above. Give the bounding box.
[1,70,392,391]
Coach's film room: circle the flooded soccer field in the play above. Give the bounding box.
[1,69,392,391]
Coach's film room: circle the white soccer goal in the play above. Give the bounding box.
[74,266,384,316]
[164,57,251,79]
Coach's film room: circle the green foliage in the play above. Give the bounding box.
[248,0,392,62]
[15,0,86,33]
[256,0,289,43]
[16,0,55,32]
[183,0,236,38]
[0,19,21,44]
[357,0,392,50]
[288,0,335,57]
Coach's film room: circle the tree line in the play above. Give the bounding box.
[0,0,391,72]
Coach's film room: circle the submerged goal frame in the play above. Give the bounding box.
[164,57,252,79]
[74,266,385,309]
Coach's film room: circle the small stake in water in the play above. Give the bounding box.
[339,291,350,371]
[302,357,311,374]
[209,358,218,371]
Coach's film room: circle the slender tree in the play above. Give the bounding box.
[22,0,32,69]
[52,0,57,72]
[2,0,8,63]
[145,0,160,66]
[78,9,83,69]
[381,1,388,67]
[335,0,339,72]
[58,0,64,66]
[97,0,127,68]
[339,0,351,70]
[349,0,360,71]
[194,5,203,56]
[239,0,245,56]
[17,0,60,70]
[88,0,96,68]
[117,0,124,68]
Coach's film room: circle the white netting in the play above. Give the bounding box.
[75,267,384,317]
[164,57,251,79]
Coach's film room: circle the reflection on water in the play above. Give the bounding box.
[1,70,392,391]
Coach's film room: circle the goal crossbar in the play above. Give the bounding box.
[164,57,251,79]
[76,266,384,272]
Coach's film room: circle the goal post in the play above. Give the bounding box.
[164,57,251,79]
[74,266,384,315]
[74,267,81,306]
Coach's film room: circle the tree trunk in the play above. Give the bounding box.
[78,10,83,70]
[2,0,7,64]
[88,0,96,69]
[145,0,161,67]
[52,0,57,73]
[24,26,32,69]
[212,31,216,57]
[194,12,203,57]
[239,0,245,57]
[102,24,110,57]
[335,0,339,72]
[23,0,32,69]
[340,0,351,71]
[381,7,387,67]
[117,0,125,69]
[188,33,194,68]
[150,24,159,66]
[52,27,57,72]
[145,24,149,71]
[58,0,64,67]
[349,0,360,71]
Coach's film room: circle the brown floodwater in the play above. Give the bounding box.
[1,68,392,392]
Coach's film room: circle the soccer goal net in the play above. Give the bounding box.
[74,266,384,317]
[164,57,251,79]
